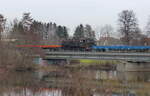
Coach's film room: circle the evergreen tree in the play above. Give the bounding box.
[84,24,95,40]
[56,25,63,38]
[63,26,69,39]
[73,24,84,39]
[73,24,95,40]
[56,25,68,39]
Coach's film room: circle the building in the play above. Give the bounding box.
[97,37,122,46]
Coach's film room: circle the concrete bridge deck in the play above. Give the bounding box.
[44,51,150,62]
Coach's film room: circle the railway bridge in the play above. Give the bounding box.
[44,51,150,62]
[40,51,150,71]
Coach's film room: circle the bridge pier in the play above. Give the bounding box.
[117,71,150,81]
[117,61,150,72]
[34,57,71,65]
[41,59,71,65]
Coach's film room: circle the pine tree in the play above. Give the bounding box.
[84,24,95,40]
[63,26,69,39]
[73,24,84,39]
[56,25,63,38]
[56,25,69,40]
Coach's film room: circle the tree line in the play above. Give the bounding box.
[0,10,150,45]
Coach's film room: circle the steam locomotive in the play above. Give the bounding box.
[61,38,96,51]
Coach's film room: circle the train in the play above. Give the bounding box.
[17,38,150,52]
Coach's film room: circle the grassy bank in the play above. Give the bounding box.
[66,59,119,70]
[79,59,118,64]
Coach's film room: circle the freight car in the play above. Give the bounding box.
[16,45,62,51]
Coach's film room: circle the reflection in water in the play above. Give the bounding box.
[35,68,150,96]
[2,88,62,96]
[95,70,150,82]
[0,65,150,96]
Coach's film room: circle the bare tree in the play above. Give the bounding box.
[46,23,60,44]
[22,12,33,31]
[98,24,114,45]
[130,28,147,45]
[2,17,44,70]
[118,10,139,45]
[0,14,6,41]
[145,16,150,37]
[100,24,113,38]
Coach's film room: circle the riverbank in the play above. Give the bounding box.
[65,59,118,70]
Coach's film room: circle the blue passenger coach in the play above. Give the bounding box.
[92,45,150,52]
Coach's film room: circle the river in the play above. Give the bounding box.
[0,60,150,96]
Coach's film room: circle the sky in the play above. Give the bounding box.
[1,0,150,33]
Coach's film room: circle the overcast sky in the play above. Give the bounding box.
[1,0,150,32]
